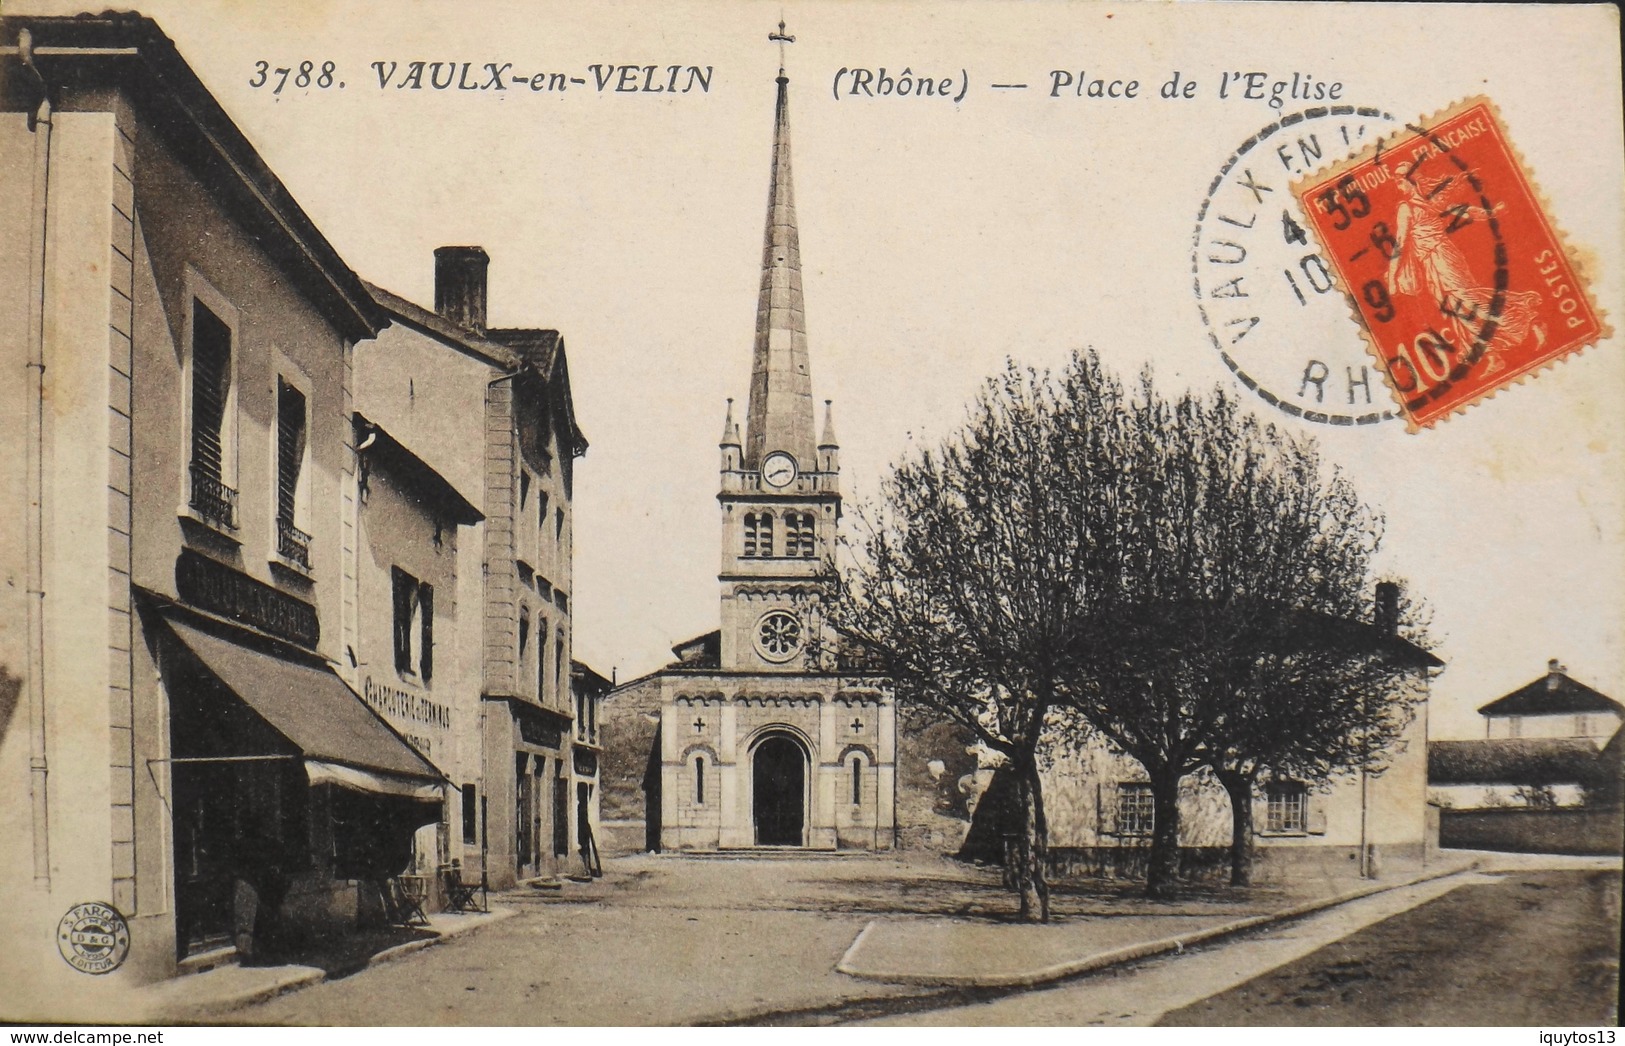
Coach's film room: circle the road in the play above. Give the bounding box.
[223,853,1620,1026]
[1159,867,1621,1026]
[863,866,1619,1026]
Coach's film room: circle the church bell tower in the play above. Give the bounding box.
[718,28,841,673]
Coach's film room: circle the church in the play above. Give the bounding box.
[599,32,907,852]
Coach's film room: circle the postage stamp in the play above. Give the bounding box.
[1292,97,1609,431]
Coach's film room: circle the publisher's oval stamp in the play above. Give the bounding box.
[1292,97,1610,431]
[1194,105,1401,426]
[56,902,131,975]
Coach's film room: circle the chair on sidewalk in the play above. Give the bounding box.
[384,875,430,926]
[441,860,487,913]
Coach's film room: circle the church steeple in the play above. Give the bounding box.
[744,24,817,472]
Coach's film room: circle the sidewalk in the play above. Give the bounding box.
[831,860,1477,989]
[135,906,514,1023]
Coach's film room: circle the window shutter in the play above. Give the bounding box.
[392,568,413,673]
[1252,790,1271,836]
[1306,795,1328,835]
[276,383,306,523]
[190,302,232,479]
[419,583,434,681]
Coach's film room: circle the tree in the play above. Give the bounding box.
[832,348,1434,905]
[1199,600,1436,885]
[822,358,1124,921]
[1048,364,1433,896]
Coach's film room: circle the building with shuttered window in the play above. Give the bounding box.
[0,13,500,995]
[358,252,589,889]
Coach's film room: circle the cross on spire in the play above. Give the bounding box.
[769,18,795,76]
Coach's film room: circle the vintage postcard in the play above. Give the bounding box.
[0,0,1620,1030]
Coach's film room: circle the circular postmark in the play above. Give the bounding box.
[1292,106,1514,428]
[1194,106,1400,425]
[57,902,131,975]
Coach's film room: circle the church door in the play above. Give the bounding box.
[753,735,806,846]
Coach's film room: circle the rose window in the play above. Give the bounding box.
[755,610,802,662]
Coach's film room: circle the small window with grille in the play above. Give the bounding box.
[1116,783,1154,836]
[1266,781,1308,833]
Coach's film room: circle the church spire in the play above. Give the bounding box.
[744,21,817,471]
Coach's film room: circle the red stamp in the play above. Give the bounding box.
[1294,97,1609,430]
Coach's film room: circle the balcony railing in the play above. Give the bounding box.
[277,516,313,569]
[189,465,239,530]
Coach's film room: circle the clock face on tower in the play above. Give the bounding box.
[761,451,798,488]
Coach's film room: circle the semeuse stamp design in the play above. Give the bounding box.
[56,902,131,974]
[1293,97,1609,431]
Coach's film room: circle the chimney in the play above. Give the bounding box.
[434,246,489,333]
[1374,581,1400,636]
[1547,658,1566,689]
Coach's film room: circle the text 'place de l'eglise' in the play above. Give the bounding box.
[0,10,1619,1011]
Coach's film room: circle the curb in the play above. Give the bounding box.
[834,861,1479,989]
[367,908,518,969]
[156,907,517,1020]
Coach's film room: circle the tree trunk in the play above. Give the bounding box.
[1008,757,1052,922]
[1145,771,1183,899]
[1218,768,1255,887]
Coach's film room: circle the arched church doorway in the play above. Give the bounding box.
[753,734,806,846]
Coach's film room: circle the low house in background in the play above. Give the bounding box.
[1478,659,1624,743]
[569,660,613,874]
[1428,661,1623,856]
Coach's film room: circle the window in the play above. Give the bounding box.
[519,471,530,510]
[539,637,549,702]
[392,567,433,679]
[519,607,531,664]
[515,754,532,865]
[461,785,478,845]
[189,299,237,529]
[787,512,816,557]
[744,512,775,558]
[1117,783,1154,836]
[555,506,565,541]
[851,755,863,804]
[275,381,310,567]
[695,757,705,804]
[755,609,802,662]
[1266,781,1308,833]
[553,767,569,857]
[555,634,565,699]
[539,491,550,533]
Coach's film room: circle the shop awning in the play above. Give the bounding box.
[305,759,443,800]
[163,615,444,787]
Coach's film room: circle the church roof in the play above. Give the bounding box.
[743,63,818,471]
[1478,661,1624,718]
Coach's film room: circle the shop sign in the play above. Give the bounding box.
[363,675,451,760]
[176,549,319,648]
[516,704,563,749]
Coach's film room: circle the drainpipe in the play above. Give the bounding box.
[20,27,54,887]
